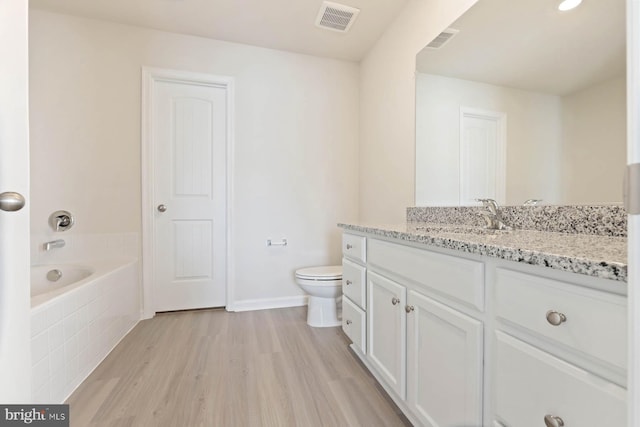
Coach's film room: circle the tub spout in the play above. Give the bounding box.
[43,239,66,251]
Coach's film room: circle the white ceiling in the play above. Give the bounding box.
[416,0,626,95]
[29,0,409,61]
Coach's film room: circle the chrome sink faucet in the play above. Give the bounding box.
[475,198,510,230]
[43,239,66,251]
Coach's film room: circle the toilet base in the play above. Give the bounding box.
[306,295,341,327]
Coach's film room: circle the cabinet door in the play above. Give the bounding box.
[406,290,483,427]
[367,271,407,399]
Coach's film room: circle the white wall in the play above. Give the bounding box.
[359,0,478,223]
[415,73,563,206]
[561,76,626,204]
[29,10,360,307]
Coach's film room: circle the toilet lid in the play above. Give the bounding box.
[295,265,342,280]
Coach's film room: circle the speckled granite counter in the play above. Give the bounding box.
[338,222,627,282]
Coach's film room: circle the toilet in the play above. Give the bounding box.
[295,265,343,327]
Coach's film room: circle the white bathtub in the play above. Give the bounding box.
[30,259,140,403]
[31,264,94,298]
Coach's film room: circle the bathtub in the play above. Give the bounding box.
[31,264,94,300]
[30,259,141,403]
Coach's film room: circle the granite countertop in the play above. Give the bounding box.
[338,222,628,282]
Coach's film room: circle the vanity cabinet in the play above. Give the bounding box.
[339,229,627,427]
[341,233,367,353]
[365,238,485,426]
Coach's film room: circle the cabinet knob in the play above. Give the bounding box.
[544,414,564,427]
[346,244,353,250]
[346,320,352,325]
[157,204,167,213]
[546,310,567,326]
[391,297,400,305]
[405,305,415,313]
[345,280,352,286]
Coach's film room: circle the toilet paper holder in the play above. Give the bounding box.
[267,239,288,247]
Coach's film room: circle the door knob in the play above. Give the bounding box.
[544,414,564,427]
[157,204,167,213]
[0,192,26,212]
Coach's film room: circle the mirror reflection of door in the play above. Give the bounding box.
[459,107,506,205]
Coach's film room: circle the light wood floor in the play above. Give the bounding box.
[66,307,411,427]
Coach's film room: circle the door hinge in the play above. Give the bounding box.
[624,163,640,215]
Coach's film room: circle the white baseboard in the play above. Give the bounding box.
[228,295,308,312]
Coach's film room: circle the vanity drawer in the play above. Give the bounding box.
[342,233,366,263]
[368,239,484,311]
[495,268,626,370]
[342,296,366,352]
[342,258,366,309]
[494,331,626,427]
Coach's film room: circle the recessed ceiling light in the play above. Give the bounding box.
[558,0,583,11]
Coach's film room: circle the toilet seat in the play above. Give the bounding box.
[295,265,342,281]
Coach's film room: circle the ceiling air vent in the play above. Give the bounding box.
[315,1,360,33]
[425,28,459,49]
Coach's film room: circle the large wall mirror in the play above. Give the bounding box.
[414,0,626,206]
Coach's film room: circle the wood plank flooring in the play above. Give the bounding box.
[66,307,411,427]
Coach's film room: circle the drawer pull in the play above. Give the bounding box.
[546,310,567,326]
[345,280,352,286]
[346,319,352,325]
[391,297,400,306]
[405,305,415,313]
[346,244,353,250]
[544,414,564,427]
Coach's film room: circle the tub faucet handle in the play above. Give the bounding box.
[49,210,74,232]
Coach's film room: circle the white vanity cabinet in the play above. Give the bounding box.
[339,228,627,427]
[341,233,367,352]
[366,238,485,426]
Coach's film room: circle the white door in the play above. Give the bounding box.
[0,0,31,402]
[147,72,229,313]
[406,290,483,427]
[367,271,406,399]
[459,108,506,205]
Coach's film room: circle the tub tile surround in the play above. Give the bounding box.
[29,232,141,403]
[30,261,140,403]
[339,205,627,282]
